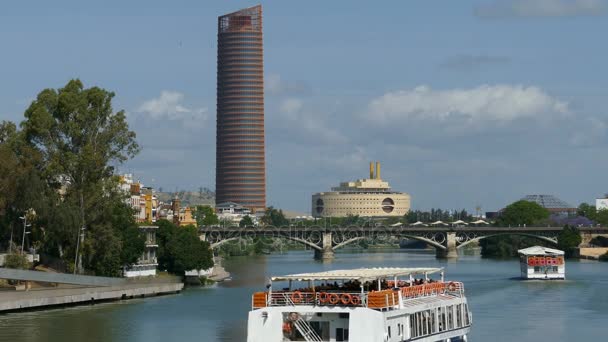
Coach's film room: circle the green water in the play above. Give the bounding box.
[1,249,607,341]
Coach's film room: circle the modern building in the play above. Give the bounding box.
[312,162,411,218]
[520,194,576,216]
[216,4,266,212]
[123,225,158,277]
[596,195,608,211]
[216,201,257,226]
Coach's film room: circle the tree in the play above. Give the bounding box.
[14,79,139,275]
[156,220,213,275]
[239,215,254,227]
[261,207,289,227]
[593,209,608,226]
[557,225,582,258]
[342,214,361,226]
[577,203,597,220]
[194,205,218,226]
[498,200,550,226]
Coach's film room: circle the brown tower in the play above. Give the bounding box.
[216,5,266,212]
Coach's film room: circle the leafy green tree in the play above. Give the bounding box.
[156,220,213,275]
[239,215,254,227]
[557,225,582,257]
[479,235,550,258]
[600,252,608,262]
[194,205,219,226]
[1,79,140,276]
[111,202,145,266]
[577,203,597,220]
[498,200,549,226]
[593,209,608,226]
[261,207,289,227]
[342,214,361,226]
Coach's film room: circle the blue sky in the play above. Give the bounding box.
[1,0,607,213]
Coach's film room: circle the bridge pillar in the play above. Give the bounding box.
[314,232,335,260]
[436,232,458,259]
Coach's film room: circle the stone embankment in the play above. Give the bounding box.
[576,247,608,260]
[0,268,184,313]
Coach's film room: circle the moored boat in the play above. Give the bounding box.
[247,267,472,342]
[518,246,565,280]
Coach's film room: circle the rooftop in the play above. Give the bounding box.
[518,246,564,256]
[521,194,574,209]
[270,267,443,283]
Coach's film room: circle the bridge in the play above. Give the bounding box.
[199,226,608,259]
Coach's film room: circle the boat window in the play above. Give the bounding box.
[448,305,454,329]
[456,304,463,327]
[335,326,349,341]
[336,328,344,341]
[387,326,391,338]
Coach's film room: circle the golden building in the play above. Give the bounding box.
[312,162,411,218]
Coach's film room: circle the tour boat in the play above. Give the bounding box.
[247,267,472,342]
[518,246,565,280]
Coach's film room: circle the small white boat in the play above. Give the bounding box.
[247,267,472,342]
[518,246,565,280]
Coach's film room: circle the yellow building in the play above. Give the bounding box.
[312,162,411,218]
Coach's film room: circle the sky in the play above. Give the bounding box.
[1,0,607,213]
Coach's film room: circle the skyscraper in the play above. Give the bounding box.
[216,5,266,212]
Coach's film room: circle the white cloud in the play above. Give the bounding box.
[569,117,607,147]
[266,73,310,95]
[475,0,606,19]
[367,84,568,124]
[274,97,348,144]
[136,91,208,122]
[279,98,303,119]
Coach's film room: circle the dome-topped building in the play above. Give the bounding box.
[311,162,411,218]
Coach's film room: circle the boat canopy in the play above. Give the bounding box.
[518,246,564,256]
[270,267,443,283]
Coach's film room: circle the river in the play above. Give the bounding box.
[1,249,607,341]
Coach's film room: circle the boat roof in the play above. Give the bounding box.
[518,246,564,256]
[270,267,443,282]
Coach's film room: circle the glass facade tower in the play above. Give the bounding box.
[216,5,266,211]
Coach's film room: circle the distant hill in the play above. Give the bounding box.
[156,188,215,207]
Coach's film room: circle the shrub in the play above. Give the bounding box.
[5,253,29,269]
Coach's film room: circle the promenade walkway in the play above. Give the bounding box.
[0,281,183,312]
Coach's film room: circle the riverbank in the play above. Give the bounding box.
[0,281,183,313]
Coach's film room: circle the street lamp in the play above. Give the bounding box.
[19,215,31,254]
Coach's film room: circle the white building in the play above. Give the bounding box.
[596,198,608,211]
[312,162,411,218]
[124,225,159,277]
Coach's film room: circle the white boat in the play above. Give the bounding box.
[518,246,565,280]
[247,267,472,342]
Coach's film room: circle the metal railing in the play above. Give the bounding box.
[255,282,466,310]
[267,291,366,307]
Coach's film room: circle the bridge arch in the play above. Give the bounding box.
[208,234,322,251]
[332,234,446,251]
[457,233,558,250]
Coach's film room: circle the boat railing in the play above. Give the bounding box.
[266,291,366,307]
[252,281,466,310]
